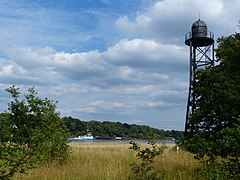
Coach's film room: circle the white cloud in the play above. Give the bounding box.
[3,37,182,88]
[146,101,164,108]
[0,64,14,76]
[116,15,152,34]
[116,0,239,44]
[103,38,187,71]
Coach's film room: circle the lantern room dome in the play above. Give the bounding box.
[192,19,207,30]
[185,19,214,47]
[191,19,208,38]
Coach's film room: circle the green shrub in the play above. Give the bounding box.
[0,86,70,179]
[129,141,167,180]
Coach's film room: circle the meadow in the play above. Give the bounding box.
[14,142,201,180]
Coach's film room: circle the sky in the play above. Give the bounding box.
[0,0,239,130]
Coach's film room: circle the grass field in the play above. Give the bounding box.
[13,142,201,180]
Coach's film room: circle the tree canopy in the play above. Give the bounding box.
[62,116,183,140]
[183,33,240,179]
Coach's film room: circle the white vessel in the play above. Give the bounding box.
[74,131,94,140]
[115,137,122,140]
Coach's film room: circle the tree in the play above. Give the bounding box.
[62,116,86,137]
[0,113,11,142]
[183,33,240,179]
[0,86,70,179]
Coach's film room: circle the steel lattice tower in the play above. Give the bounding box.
[184,19,215,132]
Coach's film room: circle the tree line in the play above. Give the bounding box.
[62,116,183,140]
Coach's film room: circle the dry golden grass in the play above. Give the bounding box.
[13,142,200,180]
[157,145,200,180]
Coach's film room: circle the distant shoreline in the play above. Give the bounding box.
[69,138,176,144]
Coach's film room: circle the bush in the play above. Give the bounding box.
[129,141,167,180]
[0,86,70,179]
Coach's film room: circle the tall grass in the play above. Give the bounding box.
[13,142,201,180]
[157,145,200,180]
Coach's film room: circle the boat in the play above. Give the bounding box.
[74,131,94,140]
[95,136,129,140]
[115,137,122,140]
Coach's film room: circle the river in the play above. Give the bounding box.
[69,138,176,144]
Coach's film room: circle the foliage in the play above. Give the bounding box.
[63,116,184,140]
[0,142,30,179]
[129,141,167,180]
[62,116,87,137]
[0,86,70,179]
[196,155,240,180]
[183,33,240,179]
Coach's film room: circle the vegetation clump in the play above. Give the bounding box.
[0,86,70,179]
[129,141,167,180]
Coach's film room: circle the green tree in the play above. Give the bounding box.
[0,86,70,179]
[62,116,86,137]
[183,33,240,179]
[0,113,11,142]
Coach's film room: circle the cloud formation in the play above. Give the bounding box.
[0,0,239,130]
[116,0,239,42]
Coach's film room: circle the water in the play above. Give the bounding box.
[69,138,176,144]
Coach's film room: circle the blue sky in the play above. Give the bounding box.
[0,0,239,130]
